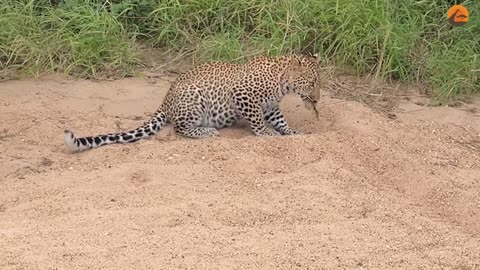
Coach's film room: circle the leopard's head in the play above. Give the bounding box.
[279,54,321,118]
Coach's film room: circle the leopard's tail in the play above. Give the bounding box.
[64,110,168,153]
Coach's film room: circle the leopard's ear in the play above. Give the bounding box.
[306,52,319,59]
[291,56,302,66]
[279,55,305,81]
[289,56,304,73]
[309,52,320,66]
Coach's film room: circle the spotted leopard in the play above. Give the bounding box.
[64,53,321,152]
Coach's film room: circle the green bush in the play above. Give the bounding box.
[0,0,138,78]
[1,0,478,101]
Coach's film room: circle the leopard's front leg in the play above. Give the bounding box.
[233,91,280,136]
[263,106,302,135]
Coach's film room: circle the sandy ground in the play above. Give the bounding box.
[1,74,480,270]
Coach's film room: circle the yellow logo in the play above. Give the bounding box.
[447,4,469,26]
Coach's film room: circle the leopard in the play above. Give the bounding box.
[64,53,321,152]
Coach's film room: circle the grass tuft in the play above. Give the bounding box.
[0,0,139,79]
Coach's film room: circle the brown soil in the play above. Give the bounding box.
[1,74,480,269]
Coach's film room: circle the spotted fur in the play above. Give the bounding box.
[64,54,320,152]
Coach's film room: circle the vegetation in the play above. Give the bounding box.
[1,0,478,101]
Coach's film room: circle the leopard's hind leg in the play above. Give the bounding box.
[170,89,220,139]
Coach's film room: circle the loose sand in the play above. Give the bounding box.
[1,73,479,269]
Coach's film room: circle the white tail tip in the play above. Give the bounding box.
[64,130,79,152]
